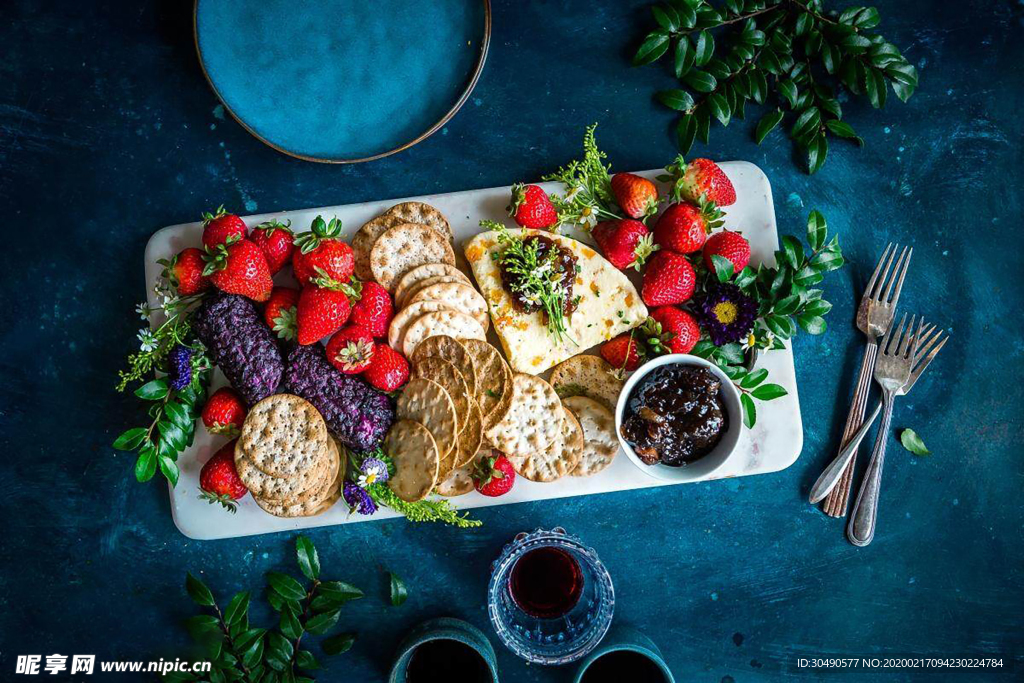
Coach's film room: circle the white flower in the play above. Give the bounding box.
[578,205,598,229]
[741,331,757,351]
[136,303,150,320]
[161,294,180,310]
[137,329,158,353]
[357,473,378,488]
[564,185,582,203]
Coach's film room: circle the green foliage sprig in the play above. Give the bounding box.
[634,0,918,173]
[168,536,360,683]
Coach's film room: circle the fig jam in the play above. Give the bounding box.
[498,234,578,320]
[620,365,727,466]
[509,546,583,618]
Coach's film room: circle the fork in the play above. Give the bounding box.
[808,322,948,504]
[821,244,912,517]
[846,314,923,547]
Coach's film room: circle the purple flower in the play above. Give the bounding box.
[343,481,377,516]
[358,457,389,487]
[696,283,757,346]
[167,345,193,391]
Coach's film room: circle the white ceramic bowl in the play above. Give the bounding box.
[615,354,743,482]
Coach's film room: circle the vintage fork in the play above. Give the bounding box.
[846,314,923,547]
[821,243,912,517]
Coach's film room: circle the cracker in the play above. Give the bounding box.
[396,377,458,462]
[460,339,512,428]
[235,441,326,502]
[351,215,394,281]
[485,373,563,457]
[563,396,619,477]
[383,202,453,242]
[409,281,489,331]
[411,335,477,399]
[386,419,440,502]
[550,355,625,411]
[253,443,343,517]
[388,300,455,351]
[412,357,470,434]
[401,310,485,358]
[454,401,484,468]
[507,407,582,482]
[400,274,470,310]
[435,465,475,498]
[394,263,470,308]
[237,394,328,479]
[371,223,455,292]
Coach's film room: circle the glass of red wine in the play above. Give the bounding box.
[487,528,615,665]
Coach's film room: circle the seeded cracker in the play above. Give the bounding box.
[563,396,619,477]
[411,335,477,398]
[507,407,583,482]
[550,355,625,411]
[383,202,453,241]
[399,273,469,309]
[401,310,485,358]
[253,440,343,517]
[485,373,563,457]
[460,339,512,429]
[237,394,328,479]
[409,281,489,331]
[394,263,470,307]
[386,419,440,502]
[371,223,455,292]
[454,401,484,468]
[235,440,327,502]
[412,357,471,435]
[388,300,456,351]
[396,377,458,462]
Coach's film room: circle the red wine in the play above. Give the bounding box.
[580,650,668,683]
[509,546,583,618]
[406,639,490,683]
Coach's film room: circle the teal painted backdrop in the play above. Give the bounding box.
[1,1,1022,681]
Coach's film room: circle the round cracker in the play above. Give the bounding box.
[253,446,343,517]
[409,281,489,331]
[351,215,394,281]
[485,374,563,457]
[371,223,455,292]
[402,310,485,359]
[411,335,477,399]
[507,407,583,482]
[454,401,484,468]
[550,355,625,411]
[237,394,328,479]
[460,339,512,428]
[412,357,470,434]
[383,202,453,242]
[386,419,440,502]
[396,377,458,462]
[400,274,469,309]
[563,396,619,477]
[435,465,475,498]
[388,300,455,351]
[235,441,327,502]
[394,263,470,308]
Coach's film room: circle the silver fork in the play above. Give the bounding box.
[846,314,922,547]
[809,322,948,504]
[821,243,912,517]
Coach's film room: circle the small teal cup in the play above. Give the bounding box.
[572,624,675,683]
[389,617,499,683]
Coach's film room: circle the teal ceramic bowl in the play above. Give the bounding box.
[389,617,499,683]
[194,0,490,163]
[572,624,675,683]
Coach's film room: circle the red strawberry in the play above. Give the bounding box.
[296,279,354,346]
[264,286,300,341]
[669,157,736,206]
[508,183,557,229]
[161,247,211,296]
[702,230,751,273]
[610,172,659,219]
[199,440,248,512]
[601,333,644,372]
[641,250,696,306]
[326,325,375,374]
[592,219,659,271]
[201,206,248,249]
[473,451,516,497]
[203,238,273,302]
[292,215,354,286]
[363,343,409,392]
[349,281,393,338]
[653,200,724,254]
[201,387,247,437]
[250,219,295,274]
[647,307,701,355]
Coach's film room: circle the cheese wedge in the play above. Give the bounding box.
[465,229,647,375]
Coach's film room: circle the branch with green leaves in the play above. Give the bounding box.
[634,0,918,173]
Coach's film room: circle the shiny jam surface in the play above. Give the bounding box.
[498,235,579,319]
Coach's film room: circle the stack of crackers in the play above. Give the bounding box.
[352,201,454,289]
[234,395,343,518]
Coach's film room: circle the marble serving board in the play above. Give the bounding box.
[145,162,803,540]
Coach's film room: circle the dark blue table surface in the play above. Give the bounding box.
[2,1,1022,681]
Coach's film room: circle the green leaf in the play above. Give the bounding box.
[740,368,768,389]
[802,299,833,317]
[267,572,307,602]
[113,427,148,451]
[304,609,341,636]
[676,2,697,28]
[676,114,697,155]
[865,67,887,108]
[296,650,320,671]
[790,107,820,141]
[754,109,783,145]
[321,632,356,656]
[710,254,734,282]
[824,119,863,146]
[134,446,158,482]
[781,235,804,269]
[707,92,730,126]
[795,12,814,36]
[652,5,680,32]
[740,394,756,428]
[634,31,671,66]
[224,591,250,626]
[695,105,711,143]
[242,636,265,671]
[751,383,788,401]
[135,379,169,400]
[674,36,694,77]
[234,627,266,653]
[733,265,757,289]
[165,401,191,429]
[797,314,827,334]
[264,632,294,672]
[765,314,796,339]
[716,343,745,365]
[793,265,824,287]
[694,31,714,66]
[900,429,931,456]
[389,571,408,606]
[778,79,799,108]
[318,581,364,604]
[807,134,828,175]
[186,572,216,607]
[655,89,694,111]
[158,420,186,452]
[683,70,717,93]
[811,249,845,271]
[295,536,320,581]
[774,294,801,316]
[806,210,827,250]
[159,453,180,487]
[279,607,303,640]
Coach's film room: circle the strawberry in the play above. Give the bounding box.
[653,199,724,254]
[292,215,354,285]
[296,278,354,346]
[326,325,375,374]
[601,333,644,372]
[508,183,557,229]
[201,206,248,249]
[473,451,516,497]
[160,247,211,296]
[610,172,659,219]
[201,387,247,437]
[349,281,393,338]
[666,157,736,206]
[647,307,701,355]
[702,230,751,274]
[363,343,409,392]
[264,286,300,341]
[203,238,273,302]
[250,219,294,274]
[592,219,659,271]
[641,250,696,306]
[198,440,248,512]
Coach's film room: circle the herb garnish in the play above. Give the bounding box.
[900,429,930,456]
[542,123,622,229]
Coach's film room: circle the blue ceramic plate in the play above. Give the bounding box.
[194,0,490,163]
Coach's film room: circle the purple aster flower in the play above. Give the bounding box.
[357,457,389,488]
[167,345,193,391]
[695,283,757,346]
[343,481,377,516]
